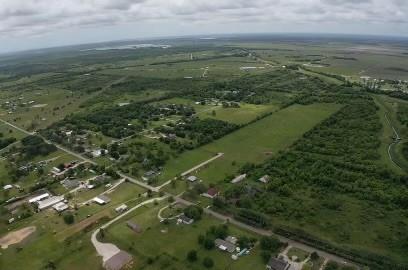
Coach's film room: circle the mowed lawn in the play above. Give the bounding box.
[158,103,340,185]
[104,203,267,270]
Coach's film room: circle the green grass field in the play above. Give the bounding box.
[159,103,340,186]
[104,202,267,270]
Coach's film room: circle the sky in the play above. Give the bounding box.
[0,0,407,53]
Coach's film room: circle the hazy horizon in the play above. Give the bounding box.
[1,0,408,54]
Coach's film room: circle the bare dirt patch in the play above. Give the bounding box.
[0,226,36,249]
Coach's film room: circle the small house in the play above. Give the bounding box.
[3,184,13,190]
[215,238,236,253]
[177,214,194,225]
[53,202,69,212]
[115,204,128,213]
[259,175,270,184]
[202,188,219,199]
[266,257,290,270]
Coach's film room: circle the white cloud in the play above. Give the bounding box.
[0,0,407,39]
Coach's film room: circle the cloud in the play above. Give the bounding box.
[0,0,407,37]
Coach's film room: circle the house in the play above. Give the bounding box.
[186,175,198,182]
[126,221,142,233]
[103,250,133,270]
[53,202,69,212]
[3,184,13,190]
[61,179,80,189]
[177,214,194,225]
[266,257,290,270]
[142,170,157,181]
[115,204,128,213]
[28,193,50,204]
[202,188,219,199]
[259,175,270,184]
[215,238,236,253]
[231,174,246,184]
[93,194,111,205]
[92,149,107,158]
[226,236,238,245]
[37,196,64,211]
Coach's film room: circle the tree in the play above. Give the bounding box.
[310,251,319,261]
[260,236,282,252]
[186,250,198,262]
[202,257,214,268]
[63,213,74,225]
[184,205,203,220]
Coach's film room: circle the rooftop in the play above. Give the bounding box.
[103,250,133,270]
[267,257,290,270]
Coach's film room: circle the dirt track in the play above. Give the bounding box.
[0,226,36,249]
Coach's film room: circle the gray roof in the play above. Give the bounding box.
[97,194,111,203]
[104,250,132,270]
[61,179,80,189]
[214,238,236,253]
[267,257,290,270]
[179,214,194,223]
[126,221,142,232]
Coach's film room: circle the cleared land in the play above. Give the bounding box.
[159,103,340,185]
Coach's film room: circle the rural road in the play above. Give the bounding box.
[384,113,403,170]
[174,197,360,269]
[91,196,168,262]
[0,118,97,165]
[118,152,224,192]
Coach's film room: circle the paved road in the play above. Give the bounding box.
[91,196,168,262]
[175,197,360,269]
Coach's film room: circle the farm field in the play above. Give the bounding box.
[159,103,340,185]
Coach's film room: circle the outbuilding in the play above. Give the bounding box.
[93,194,111,205]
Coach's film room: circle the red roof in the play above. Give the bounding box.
[207,188,218,197]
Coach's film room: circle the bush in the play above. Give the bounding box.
[202,257,214,268]
[63,213,74,224]
[187,250,198,262]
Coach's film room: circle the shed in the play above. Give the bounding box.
[231,174,246,184]
[126,221,142,233]
[186,175,198,182]
[259,175,270,184]
[93,194,111,205]
[115,204,128,213]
